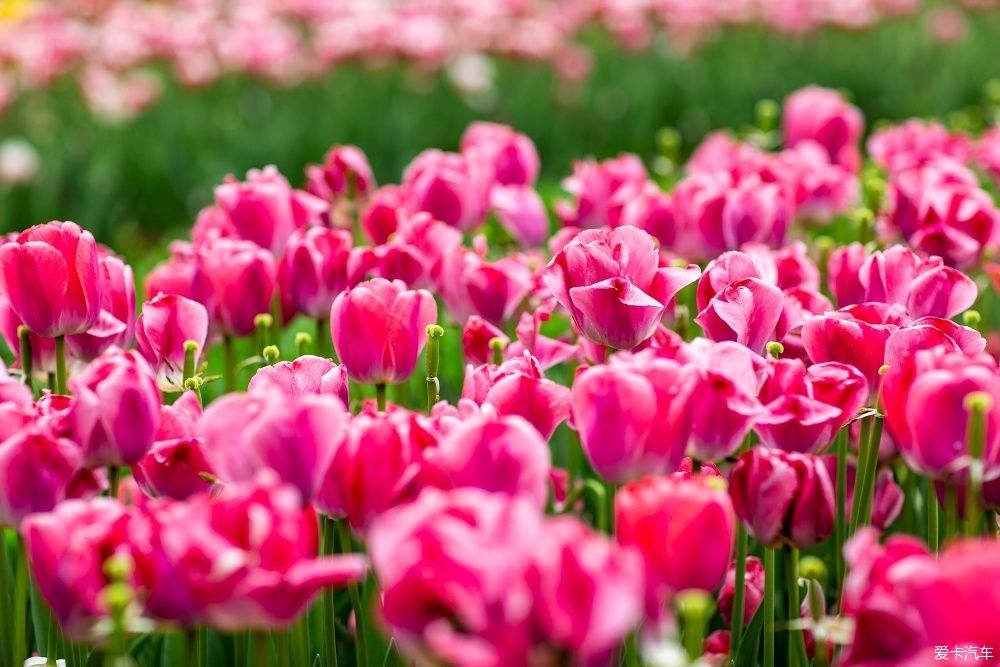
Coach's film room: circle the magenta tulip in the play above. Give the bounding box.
[248,355,350,406]
[330,278,437,385]
[278,226,353,320]
[572,351,695,483]
[133,392,212,500]
[144,241,197,301]
[305,145,376,200]
[66,254,136,361]
[461,121,540,186]
[0,220,102,337]
[462,315,509,367]
[69,348,161,467]
[782,86,864,171]
[695,276,785,354]
[190,238,277,337]
[0,428,85,527]
[556,154,648,229]
[402,149,490,231]
[718,556,765,627]
[439,247,534,326]
[135,293,209,390]
[490,184,549,247]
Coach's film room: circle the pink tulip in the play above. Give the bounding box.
[490,185,549,247]
[0,428,84,527]
[0,221,102,337]
[526,517,645,662]
[460,121,539,186]
[462,315,509,367]
[213,165,328,254]
[360,186,405,245]
[368,488,541,666]
[402,149,490,231]
[330,278,437,385]
[69,348,161,467]
[782,86,864,171]
[695,276,785,354]
[543,225,700,350]
[509,306,578,371]
[305,145,375,200]
[755,359,867,453]
[135,293,208,390]
[821,457,904,531]
[144,241,196,301]
[461,352,571,440]
[572,351,695,483]
[867,119,971,172]
[729,447,835,549]
[423,413,551,507]
[718,556,765,627]
[556,154,648,229]
[248,355,349,406]
[0,296,56,381]
[134,473,366,629]
[133,392,212,500]
[66,254,136,361]
[439,246,534,326]
[190,238,277,337]
[23,497,131,638]
[278,226,353,320]
[619,183,678,248]
[202,390,347,501]
[616,475,735,607]
[317,408,431,530]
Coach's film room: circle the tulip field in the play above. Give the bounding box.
[5,2,1000,667]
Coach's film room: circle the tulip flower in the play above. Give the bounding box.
[867,119,972,172]
[490,184,549,248]
[782,86,864,171]
[717,556,765,627]
[135,293,209,390]
[439,246,534,326]
[460,121,540,186]
[22,497,132,639]
[616,475,735,608]
[402,149,490,231]
[619,183,678,247]
[190,238,277,337]
[461,353,571,440]
[422,413,551,508]
[202,390,347,502]
[144,241,197,300]
[278,226,353,320]
[543,225,700,350]
[305,145,376,200]
[133,392,212,500]
[367,488,542,666]
[330,278,437,386]
[821,457,904,531]
[248,355,350,406]
[360,186,405,245]
[572,351,695,483]
[526,517,645,662]
[729,447,835,549]
[0,428,85,527]
[556,154,648,229]
[67,254,136,361]
[0,220,102,338]
[462,315,509,366]
[695,277,784,354]
[69,348,161,467]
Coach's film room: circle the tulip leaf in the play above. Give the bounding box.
[736,603,765,665]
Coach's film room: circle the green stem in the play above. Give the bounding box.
[944,483,958,545]
[54,334,67,395]
[424,324,443,413]
[315,318,328,359]
[187,630,198,667]
[108,466,121,499]
[965,393,989,537]
[834,428,848,588]
[253,632,270,667]
[322,518,339,667]
[182,340,199,385]
[849,416,872,534]
[337,521,367,667]
[17,325,32,391]
[855,415,884,529]
[0,531,12,667]
[223,335,236,393]
[785,549,808,667]
[375,383,386,412]
[584,480,608,535]
[763,548,776,667]
[13,535,27,667]
[730,523,748,661]
[928,480,940,554]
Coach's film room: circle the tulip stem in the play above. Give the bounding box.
[336,521,367,667]
[0,531,12,667]
[375,384,387,412]
[928,480,940,554]
[17,325,32,391]
[223,335,236,393]
[763,547,775,667]
[730,522,748,662]
[108,466,121,499]
[322,518,339,667]
[855,414,884,531]
[784,548,808,667]
[425,324,444,413]
[182,340,199,386]
[315,319,328,359]
[12,535,27,667]
[54,334,67,394]
[965,393,990,537]
[583,480,608,534]
[834,428,848,588]
[944,484,958,545]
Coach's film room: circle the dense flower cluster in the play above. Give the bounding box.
[0,0,994,118]
[2,84,1000,665]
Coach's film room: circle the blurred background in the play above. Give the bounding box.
[1,0,999,255]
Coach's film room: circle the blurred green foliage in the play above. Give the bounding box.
[1,15,999,249]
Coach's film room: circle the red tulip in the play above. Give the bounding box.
[423,413,551,508]
[572,351,695,483]
[135,293,209,390]
[729,447,835,549]
[330,278,437,385]
[69,348,161,467]
[0,221,102,337]
[617,475,735,609]
[543,225,700,350]
[278,226,353,320]
[190,238,277,337]
[360,186,405,245]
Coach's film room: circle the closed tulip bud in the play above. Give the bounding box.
[571,351,695,483]
[783,86,864,171]
[402,149,490,232]
[69,349,161,467]
[190,238,277,337]
[617,475,735,613]
[489,185,549,248]
[461,121,540,186]
[278,226,353,320]
[0,221,103,337]
[66,254,137,361]
[729,447,835,549]
[305,145,375,200]
[717,556,765,627]
[136,294,209,391]
[0,429,85,527]
[330,278,437,385]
